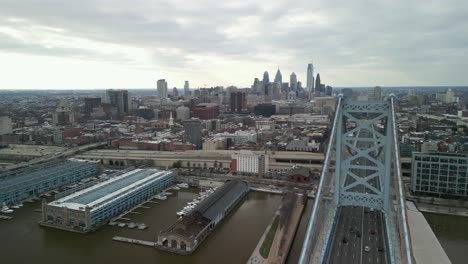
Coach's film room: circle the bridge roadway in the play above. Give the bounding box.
[327,206,386,264]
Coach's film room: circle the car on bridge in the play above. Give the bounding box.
[370,228,375,235]
[364,246,371,252]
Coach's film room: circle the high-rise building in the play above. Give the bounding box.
[290,72,297,92]
[262,71,270,95]
[105,89,131,115]
[373,86,382,100]
[253,78,263,94]
[315,73,321,97]
[183,118,202,149]
[84,97,101,116]
[229,92,247,113]
[0,116,12,135]
[184,81,190,96]
[52,100,75,126]
[307,63,314,94]
[176,106,190,121]
[274,68,282,84]
[172,87,179,97]
[157,79,168,98]
[326,85,333,96]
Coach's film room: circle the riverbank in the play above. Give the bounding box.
[407,195,468,217]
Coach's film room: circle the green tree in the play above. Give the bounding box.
[172,160,182,168]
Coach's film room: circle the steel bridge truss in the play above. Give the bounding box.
[334,100,392,213]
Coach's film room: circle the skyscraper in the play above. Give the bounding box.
[183,118,202,149]
[315,73,321,97]
[274,68,282,84]
[157,79,168,98]
[184,81,190,96]
[290,72,297,92]
[172,87,179,97]
[262,71,270,95]
[105,89,131,115]
[307,63,314,94]
[373,86,382,99]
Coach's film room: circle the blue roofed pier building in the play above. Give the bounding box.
[0,159,99,206]
[40,168,174,233]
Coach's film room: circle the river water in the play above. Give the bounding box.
[423,212,468,264]
[0,188,288,264]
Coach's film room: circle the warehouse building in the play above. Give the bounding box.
[0,159,99,206]
[41,168,174,233]
[156,180,249,254]
[411,152,468,198]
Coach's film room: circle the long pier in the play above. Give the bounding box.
[112,236,155,247]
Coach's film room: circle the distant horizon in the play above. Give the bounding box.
[0,85,466,91]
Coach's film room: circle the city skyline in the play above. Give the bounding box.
[0,0,467,89]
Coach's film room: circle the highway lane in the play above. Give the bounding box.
[326,115,388,264]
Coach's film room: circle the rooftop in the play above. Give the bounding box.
[50,168,172,212]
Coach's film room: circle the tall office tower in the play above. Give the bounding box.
[52,100,75,126]
[84,97,101,116]
[0,116,12,135]
[184,81,190,96]
[290,72,297,92]
[307,63,314,94]
[176,106,190,121]
[326,85,333,96]
[373,86,382,99]
[262,71,270,95]
[315,73,321,97]
[105,89,131,115]
[253,78,263,94]
[183,118,202,149]
[274,68,282,84]
[172,87,179,97]
[157,79,168,98]
[229,92,247,113]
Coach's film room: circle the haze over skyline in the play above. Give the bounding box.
[0,0,467,89]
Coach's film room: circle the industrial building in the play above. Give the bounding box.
[0,159,99,206]
[41,168,174,233]
[156,180,249,254]
[411,152,468,198]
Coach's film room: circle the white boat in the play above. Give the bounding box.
[127,223,137,229]
[137,224,147,230]
[172,186,181,191]
[117,223,126,227]
[10,205,20,209]
[154,195,167,200]
[164,192,173,195]
[177,183,189,188]
[176,211,184,216]
[1,203,14,214]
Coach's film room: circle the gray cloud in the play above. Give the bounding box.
[0,0,467,86]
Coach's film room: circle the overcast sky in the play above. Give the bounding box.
[0,0,467,89]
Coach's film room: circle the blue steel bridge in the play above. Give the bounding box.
[299,95,414,264]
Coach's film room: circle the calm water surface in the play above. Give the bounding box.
[0,189,282,264]
[423,212,468,264]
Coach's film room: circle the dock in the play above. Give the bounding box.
[112,236,155,247]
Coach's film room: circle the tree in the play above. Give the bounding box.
[172,160,182,168]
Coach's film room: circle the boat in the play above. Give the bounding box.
[176,211,184,216]
[1,203,14,214]
[137,224,147,230]
[164,192,173,195]
[117,223,126,227]
[177,183,189,188]
[154,195,167,200]
[127,223,137,229]
[108,222,118,226]
[172,186,180,191]
[10,205,20,209]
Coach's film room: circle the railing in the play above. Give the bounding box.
[390,95,414,264]
[299,94,343,264]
